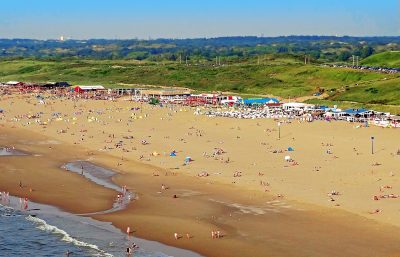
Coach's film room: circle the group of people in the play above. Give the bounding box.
[211,230,222,239]
[1,186,29,209]
[126,242,139,256]
[19,197,29,210]
[0,191,10,204]
[174,232,191,240]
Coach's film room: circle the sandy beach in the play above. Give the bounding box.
[1,93,400,257]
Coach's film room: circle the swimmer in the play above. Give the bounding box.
[126,247,132,256]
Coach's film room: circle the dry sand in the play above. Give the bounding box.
[1,93,400,257]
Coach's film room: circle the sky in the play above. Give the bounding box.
[0,0,399,39]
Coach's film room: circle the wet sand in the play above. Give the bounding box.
[62,161,133,215]
[1,94,400,257]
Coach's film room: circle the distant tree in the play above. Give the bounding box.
[310,50,321,59]
[339,51,352,62]
[276,46,289,53]
[168,54,177,61]
[361,46,374,58]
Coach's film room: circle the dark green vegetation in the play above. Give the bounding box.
[1,36,400,64]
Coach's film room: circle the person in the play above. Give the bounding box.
[65,250,72,256]
[126,247,132,256]
[174,232,179,240]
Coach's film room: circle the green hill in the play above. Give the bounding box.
[361,51,400,68]
[0,58,399,114]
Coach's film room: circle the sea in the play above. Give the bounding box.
[0,159,203,257]
[0,196,202,257]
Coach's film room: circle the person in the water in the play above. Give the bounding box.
[65,250,72,256]
[126,246,132,256]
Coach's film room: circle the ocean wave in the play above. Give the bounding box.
[26,215,114,257]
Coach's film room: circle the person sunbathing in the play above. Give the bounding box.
[369,209,381,214]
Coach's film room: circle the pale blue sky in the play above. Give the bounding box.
[0,0,398,39]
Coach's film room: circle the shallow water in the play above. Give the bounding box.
[0,196,203,257]
[62,161,121,192]
[0,147,27,156]
[62,161,133,215]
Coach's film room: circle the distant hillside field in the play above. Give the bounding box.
[0,36,399,63]
[361,51,400,68]
[1,57,399,114]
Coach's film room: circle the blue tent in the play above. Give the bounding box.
[343,109,368,115]
[170,152,176,157]
[288,147,294,151]
[243,98,266,105]
[243,98,279,105]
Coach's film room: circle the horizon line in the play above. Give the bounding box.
[1,34,400,41]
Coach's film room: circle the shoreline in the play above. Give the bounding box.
[1,194,204,257]
[62,161,133,215]
[1,95,400,257]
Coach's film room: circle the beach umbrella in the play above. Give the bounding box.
[284,155,291,161]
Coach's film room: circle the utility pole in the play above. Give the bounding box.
[278,122,281,139]
[179,54,182,64]
[304,55,307,65]
[352,55,355,66]
[218,56,221,66]
[371,136,375,154]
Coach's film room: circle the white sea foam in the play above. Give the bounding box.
[209,198,281,215]
[26,215,114,257]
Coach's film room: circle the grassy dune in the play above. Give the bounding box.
[361,51,400,68]
[0,58,399,113]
